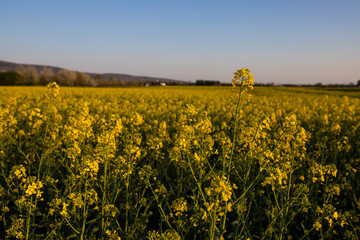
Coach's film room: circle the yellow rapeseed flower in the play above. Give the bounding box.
[171,197,188,216]
[313,221,322,231]
[232,68,254,91]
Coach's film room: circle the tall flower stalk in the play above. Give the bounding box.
[228,68,254,174]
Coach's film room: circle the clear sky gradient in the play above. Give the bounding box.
[1,0,359,84]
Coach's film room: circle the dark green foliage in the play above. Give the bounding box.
[0,71,24,85]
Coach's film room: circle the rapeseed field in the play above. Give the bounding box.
[1,70,359,239]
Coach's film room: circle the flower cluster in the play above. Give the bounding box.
[232,68,254,91]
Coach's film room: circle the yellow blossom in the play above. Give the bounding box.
[171,197,188,216]
[314,221,322,231]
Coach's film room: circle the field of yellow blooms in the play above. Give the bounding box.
[1,76,360,239]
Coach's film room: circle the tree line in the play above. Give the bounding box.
[0,67,170,87]
[0,67,99,86]
[1,67,359,87]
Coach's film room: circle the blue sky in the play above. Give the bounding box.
[1,0,359,84]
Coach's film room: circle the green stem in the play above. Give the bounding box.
[149,185,173,231]
[65,217,80,234]
[125,174,130,232]
[229,81,245,174]
[80,179,88,240]
[209,198,218,240]
[187,153,207,203]
[279,150,296,240]
[43,219,65,240]
[232,173,261,205]
[220,208,228,238]
[43,96,53,142]
[31,96,55,238]
[25,197,33,240]
[101,154,108,239]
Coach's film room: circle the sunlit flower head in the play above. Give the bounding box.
[232,68,254,91]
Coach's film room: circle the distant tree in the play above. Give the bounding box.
[28,66,40,85]
[55,69,77,86]
[86,77,98,87]
[107,77,116,86]
[18,66,40,85]
[0,71,24,85]
[94,74,104,86]
[195,80,220,86]
[357,80,360,87]
[40,67,55,85]
[74,72,89,86]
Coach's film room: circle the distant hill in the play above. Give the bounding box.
[0,60,185,84]
[0,60,63,74]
